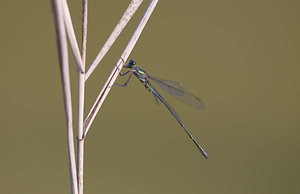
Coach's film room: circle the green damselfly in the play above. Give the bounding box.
[117,59,209,159]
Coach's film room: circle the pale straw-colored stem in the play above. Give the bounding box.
[52,1,159,193]
[85,0,144,81]
[83,0,159,137]
[62,0,84,73]
[50,0,78,193]
[77,73,85,194]
[77,0,88,193]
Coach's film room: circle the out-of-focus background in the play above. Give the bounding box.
[0,0,299,193]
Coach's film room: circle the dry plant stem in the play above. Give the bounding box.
[85,0,144,81]
[77,0,88,194]
[81,0,88,65]
[50,0,78,194]
[83,0,159,137]
[62,0,84,73]
[77,73,85,194]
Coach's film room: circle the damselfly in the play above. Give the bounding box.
[116,59,209,159]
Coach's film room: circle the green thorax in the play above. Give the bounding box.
[134,66,149,83]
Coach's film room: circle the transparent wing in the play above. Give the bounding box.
[148,76,205,110]
[149,76,184,97]
[147,81,181,118]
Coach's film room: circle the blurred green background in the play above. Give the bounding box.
[0,0,299,193]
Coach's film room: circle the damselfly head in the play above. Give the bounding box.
[124,59,136,68]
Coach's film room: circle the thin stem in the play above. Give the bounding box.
[77,0,88,194]
[77,73,85,194]
[50,0,78,194]
[83,0,159,137]
[81,0,88,65]
[85,0,144,81]
[62,0,84,73]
